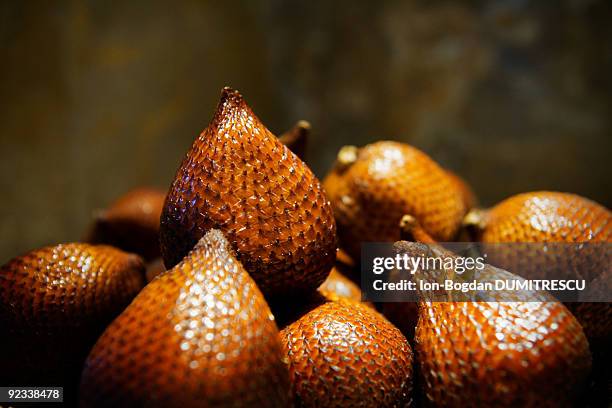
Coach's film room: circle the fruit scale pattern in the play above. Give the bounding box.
[160,88,337,298]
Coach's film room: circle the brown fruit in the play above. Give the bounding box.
[464,191,612,346]
[396,241,591,407]
[87,187,166,260]
[0,244,145,391]
[280,298,413,407]
[279,120,310,160]
[323,141,467,260]
[160,87,336,297]
[80,229,290,408]
[466,191,610,243]
[318,267,363,303]
[445,169,477,210]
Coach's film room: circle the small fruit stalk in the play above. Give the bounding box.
[80,230,291,408]
[278,119,310,160]
[395,240,591,408]
[0,244,145,394]
[280,296,413,408]
[160,87,336,298]
[463,191,612,347]
[323,141,469,261]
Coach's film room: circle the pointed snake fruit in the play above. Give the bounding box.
[160,88,336,298]
[396,241,591,407]
[0,244,145,390]
[87,187,166,260]
[323,141,467,260]
[279,119,310,160]
[280,297,413,407]
[463,191,612,346]
[79,229,290,408]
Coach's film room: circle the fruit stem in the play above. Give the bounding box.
[335,145,358,171]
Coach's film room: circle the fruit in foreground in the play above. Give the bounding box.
[0,244,145,390]
[463,191,612,346]
[395,241,591,407]
[160,87,336,297]
[280,297,413,407]
[87,187,166,260]
[323,141,467,260]
[80,229,290,408]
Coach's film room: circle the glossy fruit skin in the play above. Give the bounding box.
[323,141,467,260]
[0,244,145,389]
[473,191,611,346]
[280,298,413,408]
[80,229,290,408]
[477,191,610,243]
[160,88,336,298]
[394,241,592,407]
[416,301,591,407]
[88,187,166,260]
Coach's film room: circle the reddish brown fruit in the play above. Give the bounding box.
[466,191,610,243]
[323,141,467,260]
[0,244,145,390]
[464,191,612,346]
[396,241,591,407]
[280,298,413,407]
[87,187,166,260]
[279,120,310,160]
[80,230,290,408]
[160,88,336,297]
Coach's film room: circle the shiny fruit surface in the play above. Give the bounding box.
[80,230,290,408]
[0,243,145,387]
[280,298,413,407]
[324,141,467,260]
[161,87,336,297]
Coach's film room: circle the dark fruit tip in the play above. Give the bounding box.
[462,208,487,229]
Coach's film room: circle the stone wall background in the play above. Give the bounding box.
[1,0,610,262]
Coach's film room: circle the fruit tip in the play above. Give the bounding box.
[194,229,230,251]
[335,145,358,171]
[296,120,311,131]
[462,208,487,230]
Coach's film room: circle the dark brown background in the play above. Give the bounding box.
[1,0,610,263]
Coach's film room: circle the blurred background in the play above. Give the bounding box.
[1,0,610,263]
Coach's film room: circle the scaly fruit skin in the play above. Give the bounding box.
[80,229,290,408]
[445,169,477,210]
[476,191,610,243]
[416,301,591,408]
[280,298,413,408]
[470,191,611,346]
[323,141,467,260]
[88,187,166,260]
[0,244,145,388]
[161,88,336,297]
[395,241,591,408]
